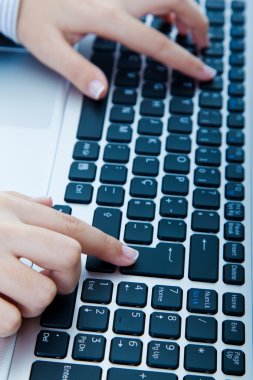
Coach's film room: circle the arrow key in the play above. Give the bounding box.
[110,337,142,365]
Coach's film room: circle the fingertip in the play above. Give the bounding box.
[112,245,139,267]
[198,64,217,81]
[87,79,107,100]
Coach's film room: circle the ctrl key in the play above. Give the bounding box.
[222,349,245,376]
[30,361,102,380]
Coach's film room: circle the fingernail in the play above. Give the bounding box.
[33,196,52,202]
[201,65,217,80]
[122,245,139,261]
[88,80,106,99]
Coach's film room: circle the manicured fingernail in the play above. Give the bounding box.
[33,196,52,202]
[88,80,105,99]
[201,65,217,80]
[122,245,139,261]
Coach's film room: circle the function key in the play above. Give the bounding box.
[117,282,148,307]
[100,164,127,185]
[185,316,217,343]
[107,124,132,143]
[192,188,220,210]
[113,309,145,336]
[166,135,192,154]
[64,183,93,204]
[223,292,245,316]
[35,330,69,359]
[127,199,155,221]
[124,222,153,245]
[168,115,192,134]
[107,368,177,380]
[222,320,245,345]
[73,141,99,161]
[170,97,193,115]
[223,242,244,262]
[69,162,96,182]
[149,312,181,340]
[81,279,113,304]
[77,305,110,332]
[184,344,217,374]
[147,341,179,369]
[110,337,142,365]
[225,182,244,200]
[162,174,189,196]
[138,118,163,136]
[72,333,106,362]
[222,349,245,376]
[152,285,183,311]
[223,264,245,285]
[224,202,244,221]
[187,288,218,314]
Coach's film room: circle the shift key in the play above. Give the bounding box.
[189,234,219,283]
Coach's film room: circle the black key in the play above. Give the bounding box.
[225,182,244,200]
[224,202,244,221]
[110,338,142,365]
[222,349,245,376]
[195,147,221,167]
[196,128,221,147]
[142,81,166,99]
[204,58,224,74]
[224,242,244,262]
[150,312,181,339]
[209,27,224,42]
[35,330,69,359]
[152,285,182,311]
[77,97,108,140]
[107,368,177,380]
[223,264,245,285]
[194,167,221,188]
[170,97,193,115]
[112,88,137,105]
[184,344,217,374]
[203,43,224,58]
[166,135,191,154]
[160,196,187,218]
[229,53,245,67]
[193,188,220,210]
[147,341,179,369]
[133,157,159,177]
[110,106,135,123]
[229,68,245,82]
[124,222,153,245]
[158,219,186,242]
[206,0,225,11]
[107,124,132,143]
[226,147,244,163]
[222,320,245,345]
[207,11,225,26]
[72,334,106,362]
[162,174,189,195]
[227,130,244,146]
[115,70,139,87]
[232,1,245,11]
[168,115,192,134]
[73,141,99,161]
[77,305,109,332]
[69,162,96,182]
[97,185,125,206]
[81,279,113,304]
[41,289,77,329]
[192,211,219,233]
[228,98,244,113]
[140,99,165,117]
[228,83,244,97]
[227,113,244,128]
[135,137,161,156]
[227,164,244,180]
[113,309,145,336]
[65,183,93,204]
[91,52,114,80]
[224,221,244,241]
[138,118,163,136]
[121,243,185,279]
[127,199,155,221]
[30,361,102,380]
[130,177,157,198]
[103,144,130,163]
[171,80,195,97]
[230,26,245,38]
[186,316,217,343]
[230,39,245,52]
[189,235,219,282]
[53,205,72,215]
[164,154,190,174]
[94,37,116,52]
[223,292,245,316]
[86,208,122,274]
[144,64,168,82]
[197,109,222,127]
[118,53,141,70]
[100,164,127,184]
[199,92,222,109]
[187,288,218,314]
[184,376,215,380]
[199,76,223,92]
[117,282,148,307]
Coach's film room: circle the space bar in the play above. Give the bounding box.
[120,243,185,279]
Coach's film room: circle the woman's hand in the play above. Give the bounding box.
[17,0,215,99]
[0,192,138,337]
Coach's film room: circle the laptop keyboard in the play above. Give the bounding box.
[28,0,251,379]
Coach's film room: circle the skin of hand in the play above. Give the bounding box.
[17,0,216,100]
[0,192,138,337]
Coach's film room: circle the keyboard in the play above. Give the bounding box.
[12,0,253,379]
